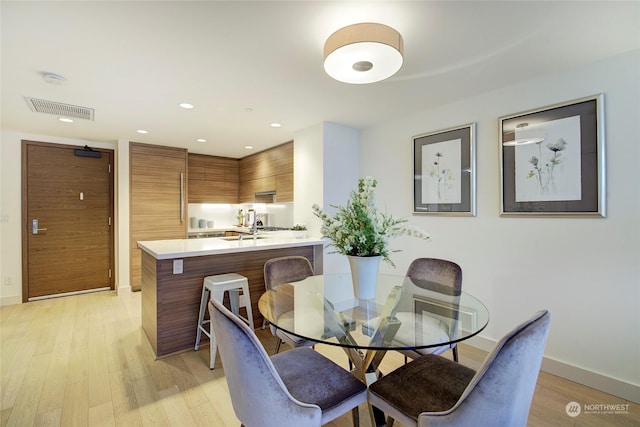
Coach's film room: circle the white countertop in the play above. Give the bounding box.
[138,233,325,260]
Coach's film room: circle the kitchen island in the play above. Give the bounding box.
[138,234,324,358]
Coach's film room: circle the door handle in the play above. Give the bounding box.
[180,172,185,223]
[32,219,48,235]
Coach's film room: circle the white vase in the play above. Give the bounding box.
[347,255,381,300]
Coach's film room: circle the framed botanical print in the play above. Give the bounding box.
[413,123,476,216]
[500,94,605,217]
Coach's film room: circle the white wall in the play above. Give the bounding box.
[359,49,640,401]
[294,122,360,275]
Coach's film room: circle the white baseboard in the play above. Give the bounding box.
[0,295,22,306]
[466,335,640,403]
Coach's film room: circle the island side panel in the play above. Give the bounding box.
[150,245,318,357]
[141,250,159,355]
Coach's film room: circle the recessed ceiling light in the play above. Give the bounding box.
[179,103,194,109]
[137,129,148,134]
[58,117,74,123]
[270,123,282,128]
[244,145,254,150]
[196,138,207,143]
[244,107,253,112]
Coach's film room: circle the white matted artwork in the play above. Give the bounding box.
[514,116,582,202]
[421,138,462,204]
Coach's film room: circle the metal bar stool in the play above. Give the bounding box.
[195,273,255,369]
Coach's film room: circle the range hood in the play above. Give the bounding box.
[255,190,276,203]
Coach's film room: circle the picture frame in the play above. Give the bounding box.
[413,123,476,215]
[499,94,605,217]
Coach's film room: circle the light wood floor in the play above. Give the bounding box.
[1,290,638,426]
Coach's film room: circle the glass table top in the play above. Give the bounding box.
[258,273,489,351]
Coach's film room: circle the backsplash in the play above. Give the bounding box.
[188,202,293,230]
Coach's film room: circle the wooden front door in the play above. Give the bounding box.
[22,141,114,301]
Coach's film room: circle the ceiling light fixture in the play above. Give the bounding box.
[323,22,404,84]
[270,123,281,128]
[196,138,207,143]
[58,117,74,123]
[244,145,254,150]
[137,129,148,134]
[179,103,194,109]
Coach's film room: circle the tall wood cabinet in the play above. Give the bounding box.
[239,141,293,203]
[130,142,187,291]
[188,153,239,203]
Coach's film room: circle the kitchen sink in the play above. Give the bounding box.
[219,235,269,241]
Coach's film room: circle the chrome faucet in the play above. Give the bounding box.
[250,209,258,238]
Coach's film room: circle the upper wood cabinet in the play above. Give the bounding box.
[188,154,239,203]
[239,141,293,203]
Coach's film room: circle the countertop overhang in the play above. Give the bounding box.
[138,234,325,260]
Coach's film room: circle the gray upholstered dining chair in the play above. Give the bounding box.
[398,258,463,362]
[208,298,367,427]
[367,310,551,427]
[263,256,316,352]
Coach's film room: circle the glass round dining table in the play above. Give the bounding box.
[258,273,489,382]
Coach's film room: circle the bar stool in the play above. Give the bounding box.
[195,273,254,369]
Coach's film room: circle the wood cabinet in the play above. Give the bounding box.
[239,141,293,203]
[188,153,239,203]
[130,142,187,291]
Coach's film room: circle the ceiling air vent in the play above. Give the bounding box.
[24,97,95,121]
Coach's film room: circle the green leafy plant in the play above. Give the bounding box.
[291,224,307,231]
[312,176,430,266]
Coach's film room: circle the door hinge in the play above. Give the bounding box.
[108,164,111,173]
[108,269,112,279]
[108,217,112,226]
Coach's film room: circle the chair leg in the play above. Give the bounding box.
[452,345,459,362]
[386,415,395,426]
[194,286,209,351]
[351,407,359,427]
[209,317,216,369]
[275,338,283,353]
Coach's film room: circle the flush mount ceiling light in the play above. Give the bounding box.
[323,22,404,84]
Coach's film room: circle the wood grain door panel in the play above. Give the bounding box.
[23,142,114,300]
[130,143,187,291]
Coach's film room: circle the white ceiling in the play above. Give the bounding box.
[2,1,639,158]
